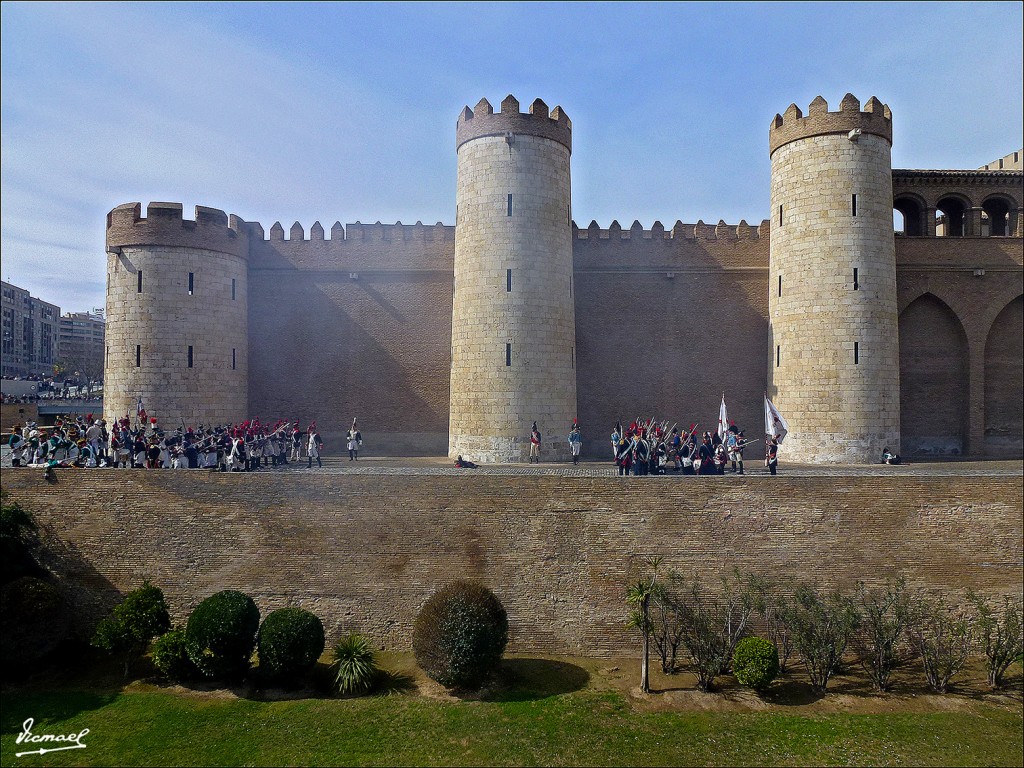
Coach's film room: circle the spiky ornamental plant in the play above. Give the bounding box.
[332,633,379,695]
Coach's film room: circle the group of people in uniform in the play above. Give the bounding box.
[519,418,772,474]
[4,413,365,473]
[609,420,755,476]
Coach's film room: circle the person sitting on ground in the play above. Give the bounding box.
[881,447,902,465]
[454,455,479,469]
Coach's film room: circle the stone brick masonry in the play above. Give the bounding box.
[3,470,1020,656]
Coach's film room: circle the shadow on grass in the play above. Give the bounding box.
[0,688,119,730]
[226,661,418,702]
[481,658,590,702]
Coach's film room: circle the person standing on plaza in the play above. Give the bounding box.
[568,422,582,465]
[529,422,542,463]
[726,426,745,475]
[307,425,323,468]
[347,419,362,461]
[610,422,622,460]
[290,421,303,463]
[8,425,27,467]
[766,435,779,476]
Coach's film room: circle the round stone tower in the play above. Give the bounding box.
[767,94,900,463]
[104,202,249,427]
[449,95,577,463]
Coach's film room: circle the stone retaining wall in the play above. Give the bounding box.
[2,471,1021,656]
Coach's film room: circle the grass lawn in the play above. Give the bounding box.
[2,653,1021,767]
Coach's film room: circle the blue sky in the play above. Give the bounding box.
[2,1,1022,312]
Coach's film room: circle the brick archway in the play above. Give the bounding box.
[984,295,1024,455]
[899,294,969,455]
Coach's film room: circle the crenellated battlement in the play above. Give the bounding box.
[769,93,892,155]
[106,202,249,260]
[456,94,572,153]
[245,219,455,243]
[573,218,771,242]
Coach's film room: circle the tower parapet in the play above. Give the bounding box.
[769,94,892,155]
[456,95,572,152]
[104,202,249,429]
[106,202,249,259]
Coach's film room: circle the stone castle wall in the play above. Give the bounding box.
[101,206,1021,460]
[3,471,1021,655]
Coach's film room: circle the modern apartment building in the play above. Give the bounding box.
[1,280,60,378]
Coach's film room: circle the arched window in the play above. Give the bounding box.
[935,196,967,237]
[981,197,1012,237]
[893,196,924,236]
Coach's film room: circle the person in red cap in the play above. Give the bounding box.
[346,419,361,461]
[290,421,303,463]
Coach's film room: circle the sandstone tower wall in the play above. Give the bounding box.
[449,96,577,462]
[768,95,901,463]
[104,203,249,426]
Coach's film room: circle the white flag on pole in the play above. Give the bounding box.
[718,395,729,442]
[764,396,789,443]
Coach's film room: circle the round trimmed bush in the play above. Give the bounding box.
[732,636,780,690]
[184,590,260,680]
[257,607,325,685]
[412,580,508,690]
[152,627,199,682]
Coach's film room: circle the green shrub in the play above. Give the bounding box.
[152,627,199,682]
[257,607,325,685]
[0,497,39,586]
[412,580,508,690]
[732,636,780,690]
[185,590,260,681]
[0,576,67,674]
[90,581,172,677]
[332,633,379,695]
[785,584,860,692]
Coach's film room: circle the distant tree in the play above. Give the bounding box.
[907,594,972,694]
[749,573,795,673]
[651,573,685,674]
[785,584,860,692]
[626,556,662,694]
[675,574,731,692]
[717,569,756,673]
[968,592,1023,690]
[185,590,260,681]
[412,580,508,690]
[854,578,913,692]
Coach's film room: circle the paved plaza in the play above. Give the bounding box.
[1,445,1020,478]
